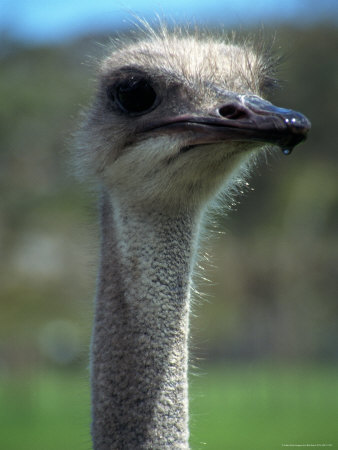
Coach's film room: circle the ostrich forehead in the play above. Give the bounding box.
[101,35,268,94]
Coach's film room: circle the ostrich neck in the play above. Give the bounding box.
[91,189,200,450]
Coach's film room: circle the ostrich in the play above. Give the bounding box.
[75,25,310,449]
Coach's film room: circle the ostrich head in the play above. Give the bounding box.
[76,28,310,212]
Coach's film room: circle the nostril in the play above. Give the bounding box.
[218,103,248,120]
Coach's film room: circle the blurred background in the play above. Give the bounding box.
[0,1,337,449]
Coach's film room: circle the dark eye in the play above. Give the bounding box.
[113,78,157,115]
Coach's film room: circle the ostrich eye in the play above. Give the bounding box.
[114,78,157,114]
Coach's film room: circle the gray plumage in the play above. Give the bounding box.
[75,24,310,450]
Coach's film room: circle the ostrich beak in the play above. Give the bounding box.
[237,95,311,154]
[144,94,311,155]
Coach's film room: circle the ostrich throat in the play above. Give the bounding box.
[91,191,200,448]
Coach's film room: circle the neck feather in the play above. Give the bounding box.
[91,189,201,449]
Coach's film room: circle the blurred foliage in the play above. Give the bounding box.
[0,24,337,373]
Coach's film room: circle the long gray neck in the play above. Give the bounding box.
[91,189,200,449]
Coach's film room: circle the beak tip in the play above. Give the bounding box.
[284,115,311,131]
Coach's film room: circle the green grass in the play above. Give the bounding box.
[0,364,337,450]
[189,364,338,450]
[0,371,91,450]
